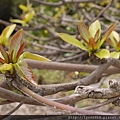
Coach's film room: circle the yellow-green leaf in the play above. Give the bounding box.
[0,63,13,74]
[19,4,28,12]
[78,21,91,42]
[89,20,101,38]
[109,31,119,49]
[110,31,119,42]
[94,49,110,59]
[24,11,35,23]
[0,44,8,63]
[58,33,87,51]
[19,52,51,62]
[110,51,120,59]
[10,19,25,26]
[0,24,16,46]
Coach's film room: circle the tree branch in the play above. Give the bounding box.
[26,59,120,75]
[33,0,96,7]
[11,79,113,115]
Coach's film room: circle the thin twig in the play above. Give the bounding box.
[33,0,96,7]
[0,102,23,119]
[94,0,114,21]
[83,97,119,110]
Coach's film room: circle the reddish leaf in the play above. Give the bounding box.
[0,44,8,63]
[16,42,25,62]
[106,39,113,46]
[94,29,100,42]
[9,29,24,63]
[104,22,117,39]
[88,37,97,51]
[8,50,13,63]
[117,42,120,49]
[0,58,6,64]
[80,36,88,44]
[78,21,91,42]
[99,22,117,49]
[14,60,38,86]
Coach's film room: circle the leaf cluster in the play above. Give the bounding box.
[0,25,50,86]
[10,3,35,26]
[59,20,117,59]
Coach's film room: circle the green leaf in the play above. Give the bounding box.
[9,29,24,63]
[110,31,119,42]
[24,11,35,23]
[78,21,91,42]
[0,24,16,46]
[58,33,87,51]
[14,60,38,86]
[94,49,110,59]
[19,52,51,62]
[19,4,28,12]
[109,31,119,49]
[98,22,117,49]
[0,63,13,74]
[89,20,101,38]
[0,44,8,63]
[10,19,25,26]
[110,51,120,59]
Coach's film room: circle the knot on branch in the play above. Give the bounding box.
[112,98,120,106]
[109,79,120,92]
[74,86,103,99]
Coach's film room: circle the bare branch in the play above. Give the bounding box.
[74,79,120,99]
[26,59,120,75]
[33,0,97,7]
[12,79,113,115]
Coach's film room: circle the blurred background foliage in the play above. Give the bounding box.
[0,0,120,85]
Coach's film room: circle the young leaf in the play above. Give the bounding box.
[110,31,119,42]
[94,29,100,42]
[89,20,101,38]
[88,37,97,51]
[109,31,119,49]
[0,58,6,64]
[16,43,25,62]
[19,4,28,12]
[110,51,120,59]
[0,44,8,63]
[58,33,87,51]
[94,49,110,59]
[98,22,117,49]
[10,19,25,26]
[19,52,51,62]
[9,29,24,63]
[14,60,38,86]
[78,21,91,42]
[24,12,35,23]
[0,24,16,46]
[0,63,13,74]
